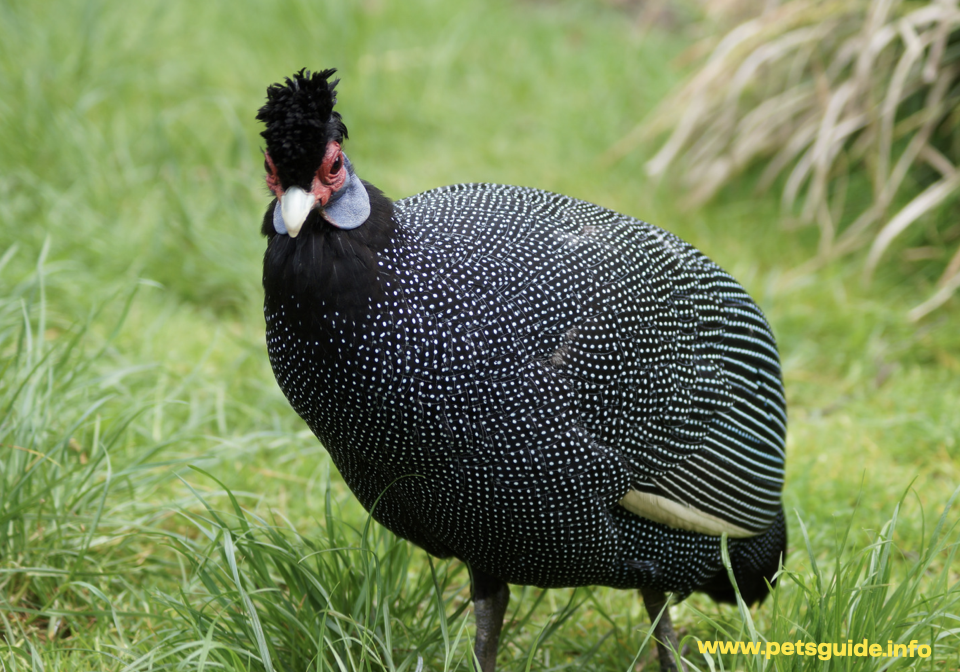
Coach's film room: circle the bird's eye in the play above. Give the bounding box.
[331,154,343,173]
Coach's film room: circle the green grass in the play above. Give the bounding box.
[1,0,958,670]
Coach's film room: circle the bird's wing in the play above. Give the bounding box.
[518,192,787,537]
[395,184,786,537]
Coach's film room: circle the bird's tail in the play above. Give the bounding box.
[699,507,787,606]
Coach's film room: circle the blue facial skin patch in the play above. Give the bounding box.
[323,155,370,230]
[273,199,287,235]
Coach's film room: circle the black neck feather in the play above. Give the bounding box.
[262,182,397,332]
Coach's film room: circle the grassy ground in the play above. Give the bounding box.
[1,0,958,670]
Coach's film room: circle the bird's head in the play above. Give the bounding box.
[257,68,370,237]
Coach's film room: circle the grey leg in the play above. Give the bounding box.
[471,568,510,672]
[640,587,686,672]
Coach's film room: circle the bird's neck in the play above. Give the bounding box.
[262,182,398,334]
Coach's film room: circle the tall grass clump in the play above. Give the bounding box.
[0,248,217,666]
[147,470,474,672]
[633,0,960,319]
[0,248,138,652]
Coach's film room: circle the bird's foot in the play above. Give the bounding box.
[471,569,510,672]
[640,587,687,672]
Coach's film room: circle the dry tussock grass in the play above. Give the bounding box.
[622,0,960,319]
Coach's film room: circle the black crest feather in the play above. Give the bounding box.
[257,68,349,189]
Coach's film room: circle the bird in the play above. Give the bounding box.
[256,68,787,672]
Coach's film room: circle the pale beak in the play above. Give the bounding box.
[279,186,316,238]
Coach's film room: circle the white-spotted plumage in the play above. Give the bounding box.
[265,182,786,597]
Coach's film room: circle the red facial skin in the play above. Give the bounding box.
[264,141,347,206]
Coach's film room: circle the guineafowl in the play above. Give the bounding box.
[257,68,787,672]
